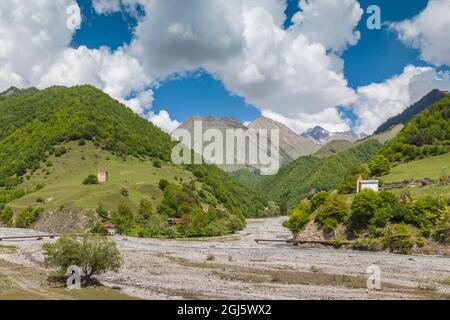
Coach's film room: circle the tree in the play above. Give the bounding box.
[111,203,134,234]
[285,200,311,233]
[315,194,349,233]
[368,155,390,177]
[43,234,122,283]
[15,207,43,228]
[348,190,379,232]
[310,192,329,213]
[0,206,13,226]
[136,199,153,222]
[83,174,99,185]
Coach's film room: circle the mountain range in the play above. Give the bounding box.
[301,126,367,146]
[176,115,367,171]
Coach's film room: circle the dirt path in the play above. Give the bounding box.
[1,218,450,300]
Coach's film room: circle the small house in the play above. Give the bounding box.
[104,224,116,236]
[97,171,109,183]
[357,175,379,193]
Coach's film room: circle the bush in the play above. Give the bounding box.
[348,190,380,232]
[383,224,414,254]
[0,206,13,226]
[111,203,134,234]
[352,238,383,252]
[90,223,109,236]
[406,196,445,230]
[310,192,329,213]
[158,179,170,191]
[368,155,390,177]
[54,146,67,157]
[43,234,122,282]
[315,194,349,233]
[120,187,129,197]
[285,200,311,233]
[15,207,43,228]
[83,174,99,185]
[96,206,109,222]
[153,159,162,168]
[433,213,450,245]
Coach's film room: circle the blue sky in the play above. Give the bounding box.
[70,0,446,130]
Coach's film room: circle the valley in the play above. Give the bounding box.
[1,217,450,300]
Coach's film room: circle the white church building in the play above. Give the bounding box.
[357,176,379,193]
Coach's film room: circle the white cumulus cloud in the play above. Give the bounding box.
[0,0,78,90]
[353,65,450,134]
[392,0,450,67]
[148,110,181,133]
[39,46,153,114]
[129,0,361,130]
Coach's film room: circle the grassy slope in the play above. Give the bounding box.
[382,153,450,183]
[314,140,354,159]
[9,141,193,212]
[1,85,272,219]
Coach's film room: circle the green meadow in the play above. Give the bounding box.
[9,141,194,212]
[382,153,450,183]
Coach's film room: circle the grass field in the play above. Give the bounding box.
[382,153,450,183]
[9,141,194,212]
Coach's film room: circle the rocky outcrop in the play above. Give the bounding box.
[33,207,96,234]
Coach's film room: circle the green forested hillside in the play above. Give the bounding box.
[257,140,382,209]
[0,85,172,186]
[374,89,447,134]
[380,94,450,162]
[0,85,275,237]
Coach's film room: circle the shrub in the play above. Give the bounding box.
[111,203,134,234]
[15,207,43,228]
[153,159,162,168]
[0,207,13,226]
[310,192,329,213]
[315,194,349,233]
[120,187,129,197]
[406,196,445,230]
[54,146,67,157]
[433,213,450,245]
[383,224,414,254]
[83,174,99,185]
[43,234,122,282]
[90,223,109,236]
[96,206,109,221]
[352,238,383,252]
[285,200,311,233]
[159,179,170,191]
[348,190,380,232]
[78,139,86,146]
[368,155,390,177]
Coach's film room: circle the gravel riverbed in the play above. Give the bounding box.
[1,217,449,300]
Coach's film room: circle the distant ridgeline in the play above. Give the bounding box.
[0,85,273,222]
[379,93,450,163]
[374,89,447,135]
